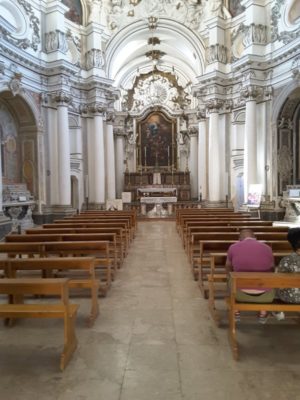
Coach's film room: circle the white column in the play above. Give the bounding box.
[243,88,258,201]
[106,121,116,200]
[189,131,198,199]
[56,94,71,205]
[198,116,207,200]
[87,117,95,204]
[208,102,222,201]
[115,133,125,198]
[92,109,106,204]
[47,108,59,205]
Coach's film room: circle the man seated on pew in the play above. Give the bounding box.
[277,227,300,304]
[225,228,275,323]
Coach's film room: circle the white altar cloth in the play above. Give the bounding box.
[140,196,177,204]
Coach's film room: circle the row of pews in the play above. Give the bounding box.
[176,208,300,360]
[0,210,137,370]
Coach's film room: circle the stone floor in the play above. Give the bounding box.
[1,221,300,400]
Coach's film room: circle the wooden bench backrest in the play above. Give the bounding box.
[187,226,288,234]
[44,222,128,229]
[209,253,291,270]
[199,240,291,256]
[6,233,116,243]
[0,277,70,296]
[192,232,287,243]
[0,257,96,275]
[230,272,300,291]
[184,221,273,227]
[25,227,123,236]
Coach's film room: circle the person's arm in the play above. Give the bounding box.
[225,258,233,275]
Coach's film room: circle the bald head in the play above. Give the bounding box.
[239,228,256,241]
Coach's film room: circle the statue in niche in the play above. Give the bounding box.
[186,0,203,30]
[204,0,231,19]
[87,0,102,23]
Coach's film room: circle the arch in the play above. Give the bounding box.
[106,18,206,89]
[272,80,300,123]
[0,89,41,202]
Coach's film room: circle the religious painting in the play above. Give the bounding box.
[61,0,82,25]
[138,112,176,170]
[228,0,245,17]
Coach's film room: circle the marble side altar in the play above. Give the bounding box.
[282,186,300,223]
[2,184,35,231]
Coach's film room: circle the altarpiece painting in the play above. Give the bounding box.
[137,112,177,170]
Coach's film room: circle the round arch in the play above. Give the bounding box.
[105,18,206,88]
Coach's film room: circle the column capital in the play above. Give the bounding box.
[89,102,107,116]
[188,126,199,138]
[206,99,224,114]
[105,112,115,124]
[241,85,262,102]
[53,90,72,106]
[114,128,126,138]
[196,108,207,121]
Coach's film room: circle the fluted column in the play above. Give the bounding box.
[54,91,71,205]
[90,104,106,204]
[207,100,223,202]
[115,131,125,198]
[105,116,116,200]
[197,111,207,200]
[242,86,259,201]
[189,128,198,199]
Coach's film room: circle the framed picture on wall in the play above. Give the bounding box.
[137,112,177,170]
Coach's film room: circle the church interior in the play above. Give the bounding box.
[0,0,300,399]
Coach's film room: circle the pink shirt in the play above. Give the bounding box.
[227,238,274,272]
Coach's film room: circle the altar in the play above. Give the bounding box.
[137,187,177,197]
[140,196,177,217]
[124,171,191,201]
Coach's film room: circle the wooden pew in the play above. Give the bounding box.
[196,240,292,297]
[25,227,126,264]
[228,272,300,360]
[23,226,128,268]
[1,257,99,326]
[43,222,131,249]
[54,218,135,240]
[6,233,119,273]
[189,232,287,268]
[0,278,78,370]
[208,252,291,325]
[184,225,288,251]
[75,211,137,232]
[0,241,111,295]
[178,216,258,238]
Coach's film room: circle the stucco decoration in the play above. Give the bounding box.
[206,44,228,64]
[45,30,68,53]
[0,0,40,51]
[66,30,81,66]
[101,0,230,33]
[231,23,267,61]
[85,49,104,70]
[124,68,191,113]
[271,0,300,43]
